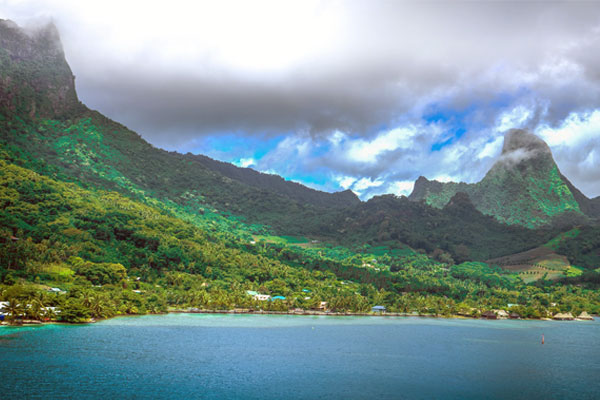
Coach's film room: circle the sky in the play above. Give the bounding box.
[2,0,600,199]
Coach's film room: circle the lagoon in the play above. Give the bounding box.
[1,314,599,399]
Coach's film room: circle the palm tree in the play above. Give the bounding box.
[4,298,24,324]
[26,300,44,321]
[27,292,47,321]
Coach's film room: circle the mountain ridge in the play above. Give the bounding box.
[0,18,359,226]
[409,129,596,227]
[191,153,360,208]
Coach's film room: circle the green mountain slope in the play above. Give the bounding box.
[0,19,357,235]
[409,129,591,228]
[308,192,557,263]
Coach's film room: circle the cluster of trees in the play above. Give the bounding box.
[557,226,600,269]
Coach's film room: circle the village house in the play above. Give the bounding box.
[311,301,328,311]
[553,312,575,321]
[372,305,386,313]
[482,309,509,319]
[577,312,594,321]
[246,290,271,301]
[0,301,8,321]
[481,310,497,319]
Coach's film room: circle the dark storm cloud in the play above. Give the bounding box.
[76,65,423,147]
[49,0,600,144]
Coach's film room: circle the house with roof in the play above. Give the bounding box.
[246,291,271,301]
[372,305,386,313]
[553,312,574,321]
[0,301,11,322]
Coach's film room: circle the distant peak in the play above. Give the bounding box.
[501,129,551,156]
[333,188,361,201]
[0,19,19,29]
[493,129,553,168]
[0,18,81,118]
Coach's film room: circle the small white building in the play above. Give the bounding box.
[491,309,509,319]
[42,306,61,315]
[246,290,271,301]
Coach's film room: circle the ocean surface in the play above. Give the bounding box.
[1,314,599,399]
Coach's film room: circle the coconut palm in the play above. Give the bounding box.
[26,292,47,321]
[4,298,24,324]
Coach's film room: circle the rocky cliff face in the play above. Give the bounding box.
[409,129,589,228]
[0,19,82,119]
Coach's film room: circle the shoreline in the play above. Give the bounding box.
[168,308,596,322]
[2,309,595,327]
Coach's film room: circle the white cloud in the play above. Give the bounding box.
[350,177,384,196]
[536,110,600,147]
[335,175,356,190]
[477,136,503,160]
[345,127,418,163]
[388,180,414,197]
[496,106,532,133]
[328,130,346,146]
[235,157,255,168]
[431,174,459,183]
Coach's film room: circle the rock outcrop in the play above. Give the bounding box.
[0,19,82,119]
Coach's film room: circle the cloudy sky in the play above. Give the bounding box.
[2,0,600,199]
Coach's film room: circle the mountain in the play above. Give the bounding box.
[309,192,556,263]
[192,154,359,208]
[0,20,82,119]
[409,129,596,227]
[0,19,358,235]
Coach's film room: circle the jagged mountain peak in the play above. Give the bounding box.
[408,128,589,227]
[0,18,81,119]
[494,129,553,170]
[501,129,550,156]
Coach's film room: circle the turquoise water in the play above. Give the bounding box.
[1,314,599,399]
